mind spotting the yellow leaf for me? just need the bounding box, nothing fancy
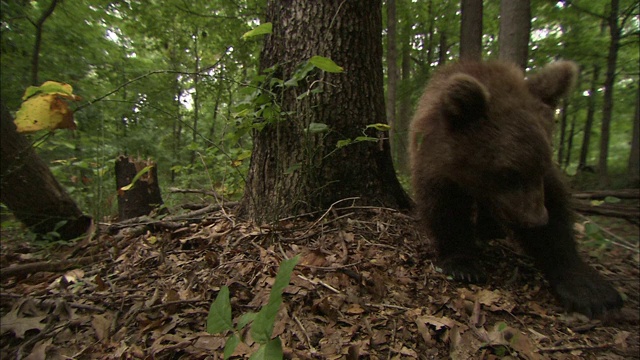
[14,93,77,133]
[22,81,80,101]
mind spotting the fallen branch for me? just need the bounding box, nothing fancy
[106,202,237,233]
[0,254,108,278]
[572,200,639,224]
[572,189,640,200]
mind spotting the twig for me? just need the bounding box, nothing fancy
[299,197,360,237]
[364,303,412,311]
[296,274,341,294]
[539,342,614,353]
[292,313,314,352]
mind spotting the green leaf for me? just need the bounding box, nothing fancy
[269,255,300,303]
[366,123,391,131]
[223,334,240,360]
[336,139,352,148]
[306,122,329,134]
[119,165,153,192]
[249,338,284,360]
[251,301,281,343]
[284,163,301,175]
[236,150,252,161]
[309,56,343,73]
[496,322,508,331]
[206,286,233,334]
[354,136,377,142]
[604,196,621,204]
[22,81,78,100]
[242,23,272,39]
[584,222,600,236]
[237,312,257,331]
[250,255,300,343]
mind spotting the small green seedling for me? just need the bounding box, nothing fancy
[206,255,300,359]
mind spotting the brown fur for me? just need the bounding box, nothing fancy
[409,61,622,317]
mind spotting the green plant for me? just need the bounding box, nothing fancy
[206,255,300,359]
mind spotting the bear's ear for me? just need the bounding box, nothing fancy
[441,73,490,130]
[527,61,578,107]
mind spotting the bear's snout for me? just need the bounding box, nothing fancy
[493,182,549,228]
[520,204,549,228]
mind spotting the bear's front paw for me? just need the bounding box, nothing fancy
[438,256,487,284]
[551,268,623,318]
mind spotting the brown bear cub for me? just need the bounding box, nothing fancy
[409,61,622,318]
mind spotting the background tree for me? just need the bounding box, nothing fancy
[460,0,483,61]
[598,0,621,186]
[240,0,411,221]
[578,65,601,172]
[498,0,531,69]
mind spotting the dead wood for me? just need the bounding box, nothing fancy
[0,254,108,278]
[573,199,640,224]
[106,202,237,234]
[572,189,640,200]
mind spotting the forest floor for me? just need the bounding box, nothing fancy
[0,202,638,359]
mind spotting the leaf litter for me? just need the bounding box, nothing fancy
[0,205,638,359]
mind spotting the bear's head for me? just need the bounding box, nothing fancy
[412,61,578,228]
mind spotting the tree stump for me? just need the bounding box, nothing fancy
[115,156,166,220]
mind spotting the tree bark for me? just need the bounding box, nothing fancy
[598,0,620,187]
[498,0,531,70]
[386,0,399,167]
[628,79,640,185]
[0,103,91,239]
[460,0,483,61]
[240,0,411,222]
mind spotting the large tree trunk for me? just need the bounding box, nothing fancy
[240,0,411,222]
[460,0,483,61]
[0,103,91,239]
[598,0,620,187]
[498,0,531,70]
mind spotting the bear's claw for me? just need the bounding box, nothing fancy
[439,256,487,284]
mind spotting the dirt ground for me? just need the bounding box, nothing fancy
[1,203,638,359]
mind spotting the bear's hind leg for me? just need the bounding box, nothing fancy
[419,180,486,283]
[514,171,622,317]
